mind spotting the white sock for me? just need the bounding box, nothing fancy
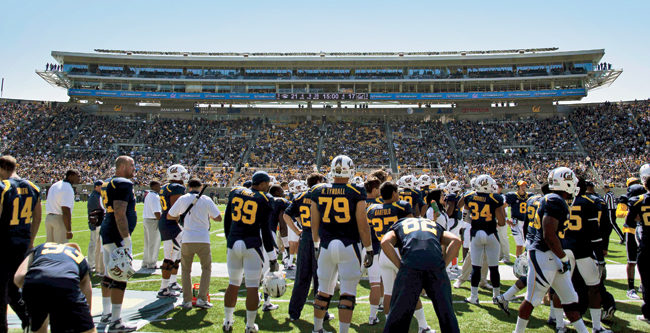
[170,274,177,284]
[369,304,379,319]
[264,294,271,306]
[161,278,169,290]
[289,254,295,264]
[314,317,324,331]
[493,287,500,298]
[554,307,565,328]
[111,304,122,322]
[339,321,350,333]
[102,297,111,315]
[414,308,428,328]
[246,310,257,327]
[281,236,289,248]
[549,304,556,321]
[514,317,529,333]
[502,284,521,301]
[572,319,589,333]
[224,307,235,322]
[470,287,479,299]
[590,308,602,329]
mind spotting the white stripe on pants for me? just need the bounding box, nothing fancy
[142,218,161,267]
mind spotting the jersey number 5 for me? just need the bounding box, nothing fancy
[232,197,258,225]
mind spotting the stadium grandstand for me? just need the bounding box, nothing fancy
[3,47,642,193]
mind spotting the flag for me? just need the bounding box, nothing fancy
[1,78,4,97]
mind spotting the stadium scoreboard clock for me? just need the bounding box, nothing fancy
[276,93,368,100]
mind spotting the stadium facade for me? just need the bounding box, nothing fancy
[38,48,620,114]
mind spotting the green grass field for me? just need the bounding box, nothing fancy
[34,201,645,332]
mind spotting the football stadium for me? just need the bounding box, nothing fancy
[1,2,650,333]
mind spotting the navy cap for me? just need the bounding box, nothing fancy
[94,180,104,187]
[243,180,252,188]
[585,181,595,188]
[252,171,271,185]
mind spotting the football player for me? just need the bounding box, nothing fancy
[418,174,433,200]
[463,175,508,314]
[0,155,41,332]
[371,182,433,332]
[505,181,532,257]
[286,173,334,322]
[445,180,464,271]
[14,243,95,333]
[223,171,278,333]
[399,175,426,217]
[157,164,189,298]
[381,217,461,333]
[553,178,611,333]
[627,164,650,323]
[285,179,302,269]
[310,155,373,333]
[514,167,590,333]
[262,184,291,312]
[98,156,137,331]
[620,177,645,299]
[363,177,384,324]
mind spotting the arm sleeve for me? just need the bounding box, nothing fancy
[168,196,188,217]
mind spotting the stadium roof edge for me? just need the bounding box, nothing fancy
[50,49,605,64]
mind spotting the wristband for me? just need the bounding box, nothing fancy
[314,241,320,248]
[364,246,373,253]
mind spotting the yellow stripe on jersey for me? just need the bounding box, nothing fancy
[346,184,361,195]
[310,183,327,192]
[581,195,594,204]
[623,227,636,234]
[258,191,269,201]
[367,203,379,213]
[295,192,307,201]
[26,180,40,193]
[1,180,11,206]
[110,179,116,189]
[489,194,499,203]
[634,194,645,206]
[392,202,406,211]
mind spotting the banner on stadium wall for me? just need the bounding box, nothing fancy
[68,88,586,100]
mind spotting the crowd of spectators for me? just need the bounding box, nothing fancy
[321,121,390,168]
[248,121,321,167]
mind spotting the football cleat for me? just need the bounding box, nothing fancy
[169,282,182,292]
[368,316,380,325]
[262,303,279,312]
[100,313,112,324]
[601,306,616,321]
[464,297,479,305]
[222,320,234,332]
[107,319,137,332]
[418,326,434,333]
[453,279,464,289]
[494,296,510,316]
[547,317,571,327]
[157,287,179,298]
[627,289,640,300]
[245,324,259,333]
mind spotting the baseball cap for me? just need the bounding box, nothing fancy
[517,180,528,187]
[242,180,252,188]
[94,180,103,186]
[252,171,271,185]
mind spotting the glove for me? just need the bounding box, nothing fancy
[559,256,571,274]
[597,261,606,280]
[122,236,132,250]
[270,259,279,272]
[314,241,321,261]
[364,247,374,268]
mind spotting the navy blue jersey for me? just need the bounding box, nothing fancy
[624,184,646,228]
[390,218,446,271]
[366,197,384,205]
[159,182,186,226]
[505,192,532,221]
[26,243,89,291]
[0,178,40,246]
[464,192,504,236]
[626,192,650,246]
[524,194,543,241]
[224,187,275,252]
[310,183,367,247]
[285,191,313,231]
[100,177,137,245]
[367,200,412,247]
[399,188,425,216]
[445,193,463,220]
[560,195,602,259]
[420,187,431,202]
[270,197,290,232]
[528,193,570,252]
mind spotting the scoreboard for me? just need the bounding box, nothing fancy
[276,93,368,100]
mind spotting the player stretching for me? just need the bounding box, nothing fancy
[157,164,189,298]
[223,171,278,333]
[463,175,508,313]
[514,167,590,333]
[310,155,373,333]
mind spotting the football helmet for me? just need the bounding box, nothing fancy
[299,180,308,191]
[513,253,529,278]
[418,174,432,187]
[331,155,355,179]
[475,175,496,194]
[263,272,287,298]
[640,163,650,184]
[288,179,301,194]
[352,176,364,187]
[107,247,135,282]
[469,177,477,190]
[167,164,189,182]
[403,175,418,190]
[548,167,579,196]
[326,172,333,183]
[269,175,278,185]
[447,180,462,194]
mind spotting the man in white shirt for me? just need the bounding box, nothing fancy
[142,180,163,270]
[168,178,221,309]
[45,170,80,243]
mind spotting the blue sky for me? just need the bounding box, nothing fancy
[0,0,648,102]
